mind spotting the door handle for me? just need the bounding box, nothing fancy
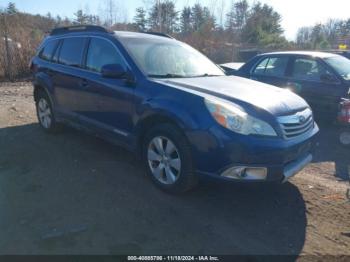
[79,79,89,88]
[46,69,55,77]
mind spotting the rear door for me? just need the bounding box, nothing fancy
[250,56,290,87]
[288,56,343,118]
[53,37,88,119]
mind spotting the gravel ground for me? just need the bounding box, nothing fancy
[0,82,349,256]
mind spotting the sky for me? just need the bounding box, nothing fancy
[1,0,350,40]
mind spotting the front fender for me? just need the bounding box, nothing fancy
[136,98,200,131]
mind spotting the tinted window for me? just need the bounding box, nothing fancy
[86,38,126,73]
[254,57,288,77]
[324,56,350,81]
[39,40,58,61]
[292,58,331,81]
[52,41,61,63]
[254,58,269,74]
[58,37,86,67]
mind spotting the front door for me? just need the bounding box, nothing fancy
[75,37,135,139]
[288,57,343,119]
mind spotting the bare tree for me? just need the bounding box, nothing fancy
[216,0,226,29]
[0,10,13,80]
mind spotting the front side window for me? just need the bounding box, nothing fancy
[119,37,224,78]
[39,40,59,61]
[253,57,289,77]
[86,38,126,73]
[58,37,86,67]
[292,58,330,81]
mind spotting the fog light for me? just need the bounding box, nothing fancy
[245,168,267,180]
[221,167,246,179]
[221,166,267,180]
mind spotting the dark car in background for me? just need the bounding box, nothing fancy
[30,26,319,193]
[230,51,350,121]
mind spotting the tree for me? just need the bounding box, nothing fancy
[226,0,249,33]
[241,2,286,48]
[102,0,118,27]
[134,7,147,31]
[0,10,13,79]
[180,7,192,33]
[191,4,204,32]
[296,26,313,48]
[87,15,101,25]
[74,9,88,25]
[148,0,178,34]
[55,15,62,26]
[6,2,18,15]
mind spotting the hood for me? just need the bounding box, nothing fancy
[156,76,309,116]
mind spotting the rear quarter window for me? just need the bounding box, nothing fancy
[39,40,59,61]
[58,37,86,67]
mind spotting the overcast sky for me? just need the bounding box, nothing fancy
[1,0,350,40]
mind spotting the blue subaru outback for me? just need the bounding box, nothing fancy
[30,26,319,193]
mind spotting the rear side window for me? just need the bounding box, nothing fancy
[253,57,289,77]
[58,37,86,67]
[39,40,59,61]
[86,38,126,73]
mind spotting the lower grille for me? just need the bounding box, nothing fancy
[278,108,314,139]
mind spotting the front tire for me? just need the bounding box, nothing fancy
[35,90,59,133]
[143,124,198,193]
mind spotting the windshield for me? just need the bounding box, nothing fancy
[324,56,350,81]
[119,37,224,78]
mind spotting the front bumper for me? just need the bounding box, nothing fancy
[186,123,319,183]
[282,153,312,183]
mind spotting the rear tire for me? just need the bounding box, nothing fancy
[35,89,60,133]
[143,123,198,194]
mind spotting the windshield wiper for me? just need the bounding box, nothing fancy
[190,73,222,77]
[148,73,188,78]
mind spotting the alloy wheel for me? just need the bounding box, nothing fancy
[37,98,52,129]
[147,136,181,185]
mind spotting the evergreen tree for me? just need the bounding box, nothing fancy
[148,0,178,34]
[241,2,286,47]
[6,2,18,14]
[191,4,204,31]
[74,9,89,25]
[134,7,147,31]
[180,7,192,33]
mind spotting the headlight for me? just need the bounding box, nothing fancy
[205,99,277,137]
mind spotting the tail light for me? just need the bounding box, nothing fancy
[338,99,350,124]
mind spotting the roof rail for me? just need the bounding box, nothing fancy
[50,25,112,36]
[143,31,174,39]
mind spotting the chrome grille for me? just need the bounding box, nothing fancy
[277,108,314,139]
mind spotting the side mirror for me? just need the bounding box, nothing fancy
[101,64,127,79]
[320,73,338,83]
